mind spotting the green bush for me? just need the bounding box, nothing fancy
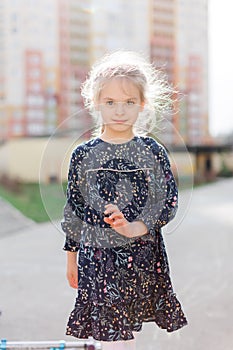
[218,162,233,178]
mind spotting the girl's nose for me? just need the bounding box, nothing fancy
[115,102,124,115]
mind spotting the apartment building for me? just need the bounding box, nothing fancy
[0,0,209,146]
[150,0,177,145]
[57,0,150,135]
[0,0,59,140]
[176,0,209,145]
[58,0,91,134]
[89,0,150,63]
[150,0,209,145]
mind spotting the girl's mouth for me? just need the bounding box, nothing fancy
[112,120,128,124]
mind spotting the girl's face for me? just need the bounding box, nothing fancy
[96,77,144,139]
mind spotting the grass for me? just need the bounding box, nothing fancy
[1,176,223,223]
[0,182,67,223]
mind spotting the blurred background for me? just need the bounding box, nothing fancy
[0,1,233,348]
[0,0,232,222]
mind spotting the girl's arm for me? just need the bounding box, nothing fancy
[132,141,178,234]
[62,147,86,253]
[103,142,178,237]
[62,147,86,289]
[152,144,178,230]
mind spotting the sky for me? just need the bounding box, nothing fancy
[209,0,233,136]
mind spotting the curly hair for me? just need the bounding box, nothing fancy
[81,50,174,135]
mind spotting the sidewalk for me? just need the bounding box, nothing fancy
[0,198,34,237]
[0,179,233,349]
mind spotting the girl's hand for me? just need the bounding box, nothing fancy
[104,204,147,238]
[67,263,78,289]
[66,252,78,289]
[104,203,128,229]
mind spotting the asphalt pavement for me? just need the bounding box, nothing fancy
[0,198,34,237]
[0,178,233,350]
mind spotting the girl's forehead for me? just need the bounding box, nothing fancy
[99,77,141,98]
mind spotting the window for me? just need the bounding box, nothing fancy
[13,110,22,120]
[29,82,41,93]
[29,69,41,79]
[28,54,41,65]
[12,123,23,134]
[27,94,44,107]
[27,109,44,120]
[46,98,56,108]
[46,112,56,121]
[27,123,44,135]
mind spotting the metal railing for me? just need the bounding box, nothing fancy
[0,340,102,350]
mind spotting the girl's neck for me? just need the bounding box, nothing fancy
[99,129,135,144]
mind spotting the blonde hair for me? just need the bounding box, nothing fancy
[81,50,174,136]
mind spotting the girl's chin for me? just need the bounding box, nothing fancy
[105,125,133,132]
[105,121,133,128]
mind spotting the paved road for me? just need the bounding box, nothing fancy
[0,198,34,237]
[0,179,233,349]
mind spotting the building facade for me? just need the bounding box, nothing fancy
[0,0,209,147]
[150,0,209,146]
[176,0,209,146]
[57,0,91,135]
[57,0,150,136]
[150,0,177,145]
[89,0,150,63]
[0,0,59,141]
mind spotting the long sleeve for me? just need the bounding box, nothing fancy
[135,139,178,234]
[61,148,86,252]
[152,144,178,231]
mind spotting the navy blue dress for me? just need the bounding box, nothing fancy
[62,136,187,341]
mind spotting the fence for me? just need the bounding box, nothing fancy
[0,340,101,350]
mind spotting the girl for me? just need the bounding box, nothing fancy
[61,51,187,349]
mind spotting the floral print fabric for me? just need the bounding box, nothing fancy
[62,136,187,341]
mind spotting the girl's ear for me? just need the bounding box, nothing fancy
[140,101,145,112]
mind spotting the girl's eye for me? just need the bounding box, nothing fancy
[106,100,114,106]
[127,100,135,105]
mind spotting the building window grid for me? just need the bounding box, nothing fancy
[70,19,89,29]
[70,37,89,47]
[27,123,45,135]
[70,51,89,62]
[12,110,22,120]
[153,25,174,35]
[152,46,174,56]
[27,95,45,107]
[153,1,174,9]
[27,69,41,79]
[1,0,205,142]
[12,123,23,135]
[27,109,45,121]
[152,10,174,22]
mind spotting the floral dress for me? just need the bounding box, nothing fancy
[61,136,187,341]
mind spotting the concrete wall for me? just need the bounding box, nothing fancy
[194,151,233,183]
[0,138,232,184]
[0,137,84,183]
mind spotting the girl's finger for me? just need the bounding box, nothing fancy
[104,216,126,227]
[103,216,113,225]
[70,278,78,289]
[111,218,127,227]
[109,211,124,220]
[67,273,78,289]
